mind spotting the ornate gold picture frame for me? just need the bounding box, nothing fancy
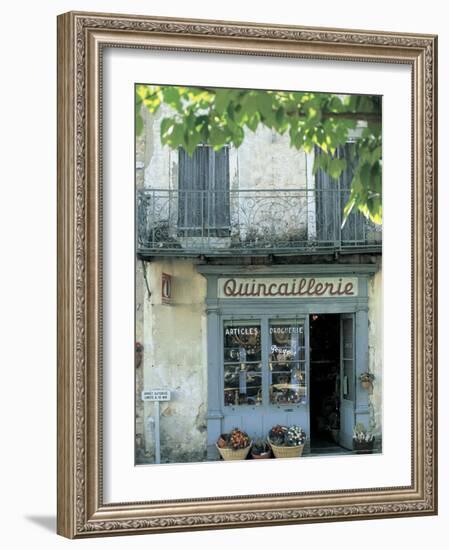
[57,11,437,538]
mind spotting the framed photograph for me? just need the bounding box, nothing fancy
[57,11,437,538]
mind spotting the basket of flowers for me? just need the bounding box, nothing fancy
[268,424,306,458]
[216,428,252,460]
[352,423,375,454]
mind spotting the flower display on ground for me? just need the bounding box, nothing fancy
[352,422,374,443]
[269,424,306,446]
[217,428,251,450]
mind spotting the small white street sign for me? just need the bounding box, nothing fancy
[142,389,171,402]
[141,389,172,464]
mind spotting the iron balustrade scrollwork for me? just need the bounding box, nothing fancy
[136,188,382,256]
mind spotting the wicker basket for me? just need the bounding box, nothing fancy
[216,443,252,461]
[268,438,304,458]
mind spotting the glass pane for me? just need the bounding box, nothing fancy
[342,316,354,400]
[343,359,354,400]
[269,320,306,404]
[270,362,306,404]
[224,365,262,406]
[342,317,353,359]
[223,321,262,406]
[223,322,261,363]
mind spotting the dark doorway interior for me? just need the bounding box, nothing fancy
[309,314,342,452]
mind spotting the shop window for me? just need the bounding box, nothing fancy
[269,320,306,405]
[178,145,230,236]
[223,318,307,407]
[223,321,262,406]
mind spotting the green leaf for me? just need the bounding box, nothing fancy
[161,123,184,148]
[215,90,231,115]
[342,197,356,225]
[359,162,372,188]
[136,111,143,136]
[161,87,183,112]
[256,93,274,121]
[328,157,346,179]
[160,117,174,138]
[246,113,260,132]
[242,93,260,117]
[209,126,228,149]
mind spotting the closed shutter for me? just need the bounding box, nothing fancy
[338,143,365,244]
[178,146,230,236]
[315,143,365,246]
[315,146,339,244]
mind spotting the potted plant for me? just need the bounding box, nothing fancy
[216,428,252,460]
[268,424,306,458]
[352,422,375,453]
[359,372,375,393]
[251,438,272,459]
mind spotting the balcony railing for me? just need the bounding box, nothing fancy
[136,188,382,257]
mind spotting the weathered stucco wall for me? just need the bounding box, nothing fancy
[368,268,383,441]
[142,105,310,193]
[236,126,309,189]
[142,105,177,190]
[135,261,145,461]
[138,259,207,464]
[135,109,146,460]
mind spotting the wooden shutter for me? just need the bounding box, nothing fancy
[208,146,230,235]
[315,146,339,244]
[338,143,365,244]
[315,143,366,246]
[178,146,230,236]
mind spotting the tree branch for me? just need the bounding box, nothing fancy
[321,111,381,123]
[285,110,381,123]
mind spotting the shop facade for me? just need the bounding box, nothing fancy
[199,264,379,458]
[135,257,382,464]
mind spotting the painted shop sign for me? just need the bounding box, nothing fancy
[218,277,358,299]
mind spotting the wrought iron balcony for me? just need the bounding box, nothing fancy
[136,188,382,257]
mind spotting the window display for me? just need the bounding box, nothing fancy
[269,320,306,404]
[223,322,262,406]
[223,319,307,407]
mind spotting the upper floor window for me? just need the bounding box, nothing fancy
[178,145,230,236]
[315,142,367,244]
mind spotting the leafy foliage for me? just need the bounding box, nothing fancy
[136,85,382,224]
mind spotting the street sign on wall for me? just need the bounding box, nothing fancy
[142,389,171,402]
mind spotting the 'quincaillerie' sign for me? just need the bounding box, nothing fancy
[218,277,358,298]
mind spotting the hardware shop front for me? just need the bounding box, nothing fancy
[198,264,379,459]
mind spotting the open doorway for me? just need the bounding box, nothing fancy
[309,314,343,453]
